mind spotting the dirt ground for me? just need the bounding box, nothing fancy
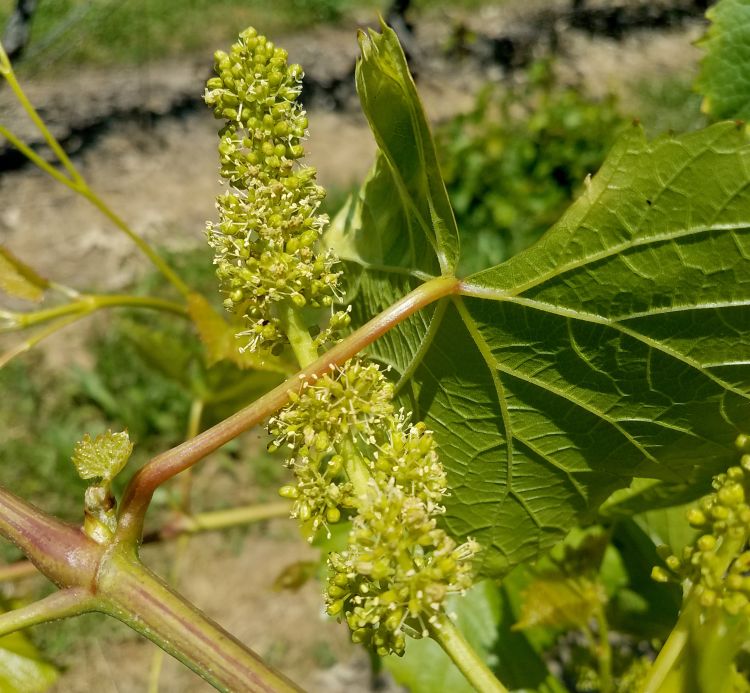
[0,4,706,691]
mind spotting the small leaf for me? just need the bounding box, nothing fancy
[696,0,750,121]
[71,430,133,481]
[514,576,605,631]
[0,247,48,302]
[0,618,58,692]
[187,293,286,372]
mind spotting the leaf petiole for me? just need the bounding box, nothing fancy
[430,613,508,693]
[0,588,96,638]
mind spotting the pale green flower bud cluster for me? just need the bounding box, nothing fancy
[268,360,397,535]
[327,483,479,656]
[269,360,395,452]
[371,417,448,509]
[204,27,341,352]
[652,452,750,617]
[268,358,479,656]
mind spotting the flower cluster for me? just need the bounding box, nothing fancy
[204,27,342,352]
[269,360,395,451]
[327,483,478,656]
[269,358,480,655]
[217,26,482,660]
[653,448,750,617]
[268,360,397,536]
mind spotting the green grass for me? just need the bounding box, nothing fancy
[0,0,519,72]
[0,0,386,72]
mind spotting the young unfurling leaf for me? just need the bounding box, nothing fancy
[71,430,133,482]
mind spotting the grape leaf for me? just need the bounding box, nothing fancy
[0,246,48,302]
[187,293,287,372]
[0,628,57,693]
[327,156,440,379]
[432,122,750,576]
[71,430,132,481]
[696,0,750,121]
[334,19,750,578]
[355,23,459,274]
[333,121,750,578]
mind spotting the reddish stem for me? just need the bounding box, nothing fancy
[97,546,300,692]
[116,276,459,544]
[0,486,101,589]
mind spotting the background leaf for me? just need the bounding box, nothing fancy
[0,247,48,303]
[0,613,58,693]
[384,581,565,693]
[187,293,287,372]
[696,0,750,121]
[608,520,682,640]
[514,576,605,631]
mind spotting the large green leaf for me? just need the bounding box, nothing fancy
[696,0,750,121]
[332,122,750,578]
[355,23,459,274]
[437,122,750,575]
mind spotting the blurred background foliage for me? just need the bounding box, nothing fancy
[439,60,628,275]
